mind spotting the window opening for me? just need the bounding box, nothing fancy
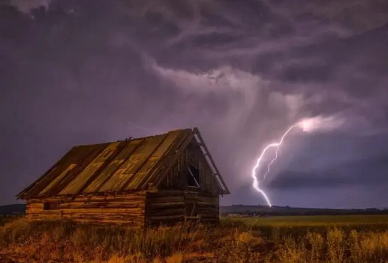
[43,202,59,210]
[187,165,200,188]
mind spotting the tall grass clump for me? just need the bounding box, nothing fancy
[0,214,23,227]
[265,228,388,263]
[0,219,239,262]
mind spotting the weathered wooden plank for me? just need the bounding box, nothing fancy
[123,135,170,190]
[62,212,143,218]
[61,208,143,214]
[38,164,77,196]
[147,190,184,197]
[27,209,62,215]
[148,202,185,208]
[89,140,147,194]
[147,197,184,203]
[149,210,184,217]
[27,208,45,214]
[66,197,145,204]
[74,195,146,202]
[27,202,44,209]
[106,137,162,191]
[97,139,146,192]
[46,144,110,197]
[27,197,70,203]
[19,146,83,199]
[74,219,144,227]
[59,143,121,195]
[25,214,62,220]
[25,217,62,222]
[32,210,62,215]
[59,202,144,209]
[148,215,184,221]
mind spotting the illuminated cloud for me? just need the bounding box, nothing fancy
[147,57,305,137]
[9,0,50,13]
[298,115,345,133]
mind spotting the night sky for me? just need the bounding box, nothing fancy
[1,0,388,208]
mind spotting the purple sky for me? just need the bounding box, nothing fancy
[1,0,388,208]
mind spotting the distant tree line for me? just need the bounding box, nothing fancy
[220,205,388,217]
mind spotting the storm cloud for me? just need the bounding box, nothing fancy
[0,0,387,207]
[268,155,388,190]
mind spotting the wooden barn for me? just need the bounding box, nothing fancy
[16,128,230,227]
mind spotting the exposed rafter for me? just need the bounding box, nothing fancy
[192,128,230,195]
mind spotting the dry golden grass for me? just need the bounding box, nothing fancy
[0,214,22,227]
[1,216,388,262]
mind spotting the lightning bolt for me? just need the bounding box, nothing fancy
[251,125,296,207]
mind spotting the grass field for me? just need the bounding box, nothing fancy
[1,215,388,262]
[0,215,22,227]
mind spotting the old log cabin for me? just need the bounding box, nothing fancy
[16,128,230,227]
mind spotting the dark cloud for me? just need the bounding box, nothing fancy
[0,0,387,207]
[267,155,388,190]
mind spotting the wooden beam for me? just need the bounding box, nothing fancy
[192,128,230,195]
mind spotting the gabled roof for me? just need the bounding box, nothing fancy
[17,128,230,199]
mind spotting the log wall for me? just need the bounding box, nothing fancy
[145,191,185,226]
[25,189,219,227]
[25,191,146,227]
[194,195,219,222]
[145,190,219,226]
